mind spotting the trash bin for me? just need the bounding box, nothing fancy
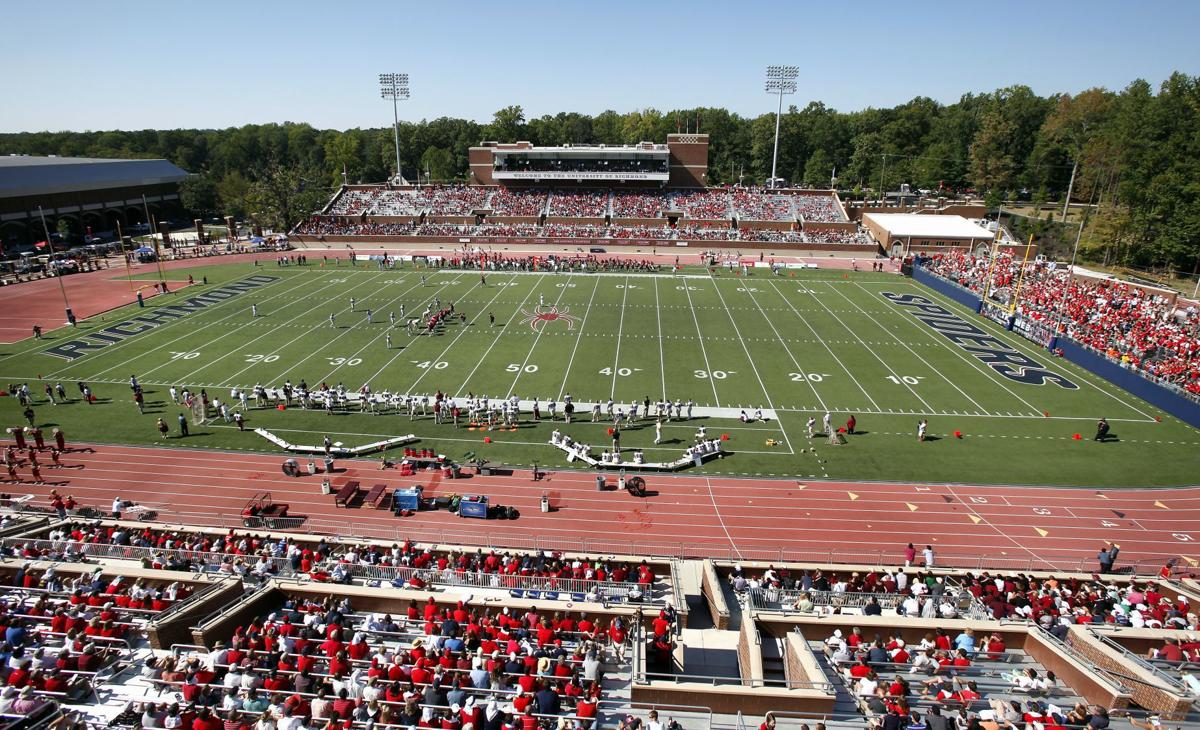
[595,475,605,491]
[320,479,332,495]
[282,459,299,477]
[324,457,334,473]
[307,460,317,476]
[540,492,549,513]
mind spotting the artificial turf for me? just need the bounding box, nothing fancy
[0,258,1195,487]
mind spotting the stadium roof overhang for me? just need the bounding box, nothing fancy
[0,156,189,200]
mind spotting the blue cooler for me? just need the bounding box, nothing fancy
[393,487,422,513]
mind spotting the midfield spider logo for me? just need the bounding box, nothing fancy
[519,305,580,332]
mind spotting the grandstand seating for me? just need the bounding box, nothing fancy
[547,190,609,218]
[488,189,548,217]
[923,252,1200,399]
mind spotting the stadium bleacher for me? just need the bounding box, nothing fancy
[923,252,1200,399]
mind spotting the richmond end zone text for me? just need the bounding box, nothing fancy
[43,275,280,361]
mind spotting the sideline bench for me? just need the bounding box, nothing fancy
[365,483,389,509]
[334,481,361,507]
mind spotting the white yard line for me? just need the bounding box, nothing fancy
[826,282,991,414]
[856,281,1047,417]
[202,272,392,386]
[504,275,574,397]
[395,280,515,394]
[913,283,1160,422]
[314,275,453,385]
[609,277,630,399]
[805,280,936,411]
[653,277,667,401]
[681,281,722,407]
[734,280,827,412]
[766,278,881,410]
[450,278,541,395]
[707,277,795,455]
[557,276,602,400]
[56,274,304,380]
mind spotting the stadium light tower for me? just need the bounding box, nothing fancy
[379,73,410,184]
[764,65,798,189]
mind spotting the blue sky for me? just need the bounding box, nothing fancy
[4,0,1198,132]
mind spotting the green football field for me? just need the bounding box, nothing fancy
[0,259,1196,487]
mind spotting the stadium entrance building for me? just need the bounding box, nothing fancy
[0,155,188,254]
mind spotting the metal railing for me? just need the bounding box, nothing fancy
[18,508,1188,579]
[1090,632,1190,695]
[0,536,293,578]
[2,534,673,605]
[746,587,991,621]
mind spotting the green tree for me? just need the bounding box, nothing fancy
[486,106,526,142]
[419,146,454,182]
[245,163,330,232]
[179,174,219,218]
[216,171,252,220]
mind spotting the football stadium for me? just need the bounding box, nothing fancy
[3,8,1200,729]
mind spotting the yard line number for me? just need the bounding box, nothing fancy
[328,357,362,367]
[599,367,639,377]
[169,351,200,360]
[694,369,733,380]
[414,360,449,370]
[507,364,539,373]
[885,375,925,385]
[790,372,829,382]
[245,354,280,364]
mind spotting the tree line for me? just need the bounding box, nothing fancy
[1,72,1196,271]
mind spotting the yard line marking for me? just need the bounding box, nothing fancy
[67,273,309,381]
[708,278,795,455]
[733,279,827,412]
[609,277,630,399]
[504,274,573,397]
[917,284,1158,422]
[830,282,990,414]
[328,276,478,386]
[808,280,936,411]
[557,276,601,400]
[858,281,1048,418]
[452,277,541,395]
[766,278,880,410]
[205,271,393,386]
[652,277,667,401]
[681,277,722,407]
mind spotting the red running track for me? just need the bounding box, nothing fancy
[3,441,1195,574]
